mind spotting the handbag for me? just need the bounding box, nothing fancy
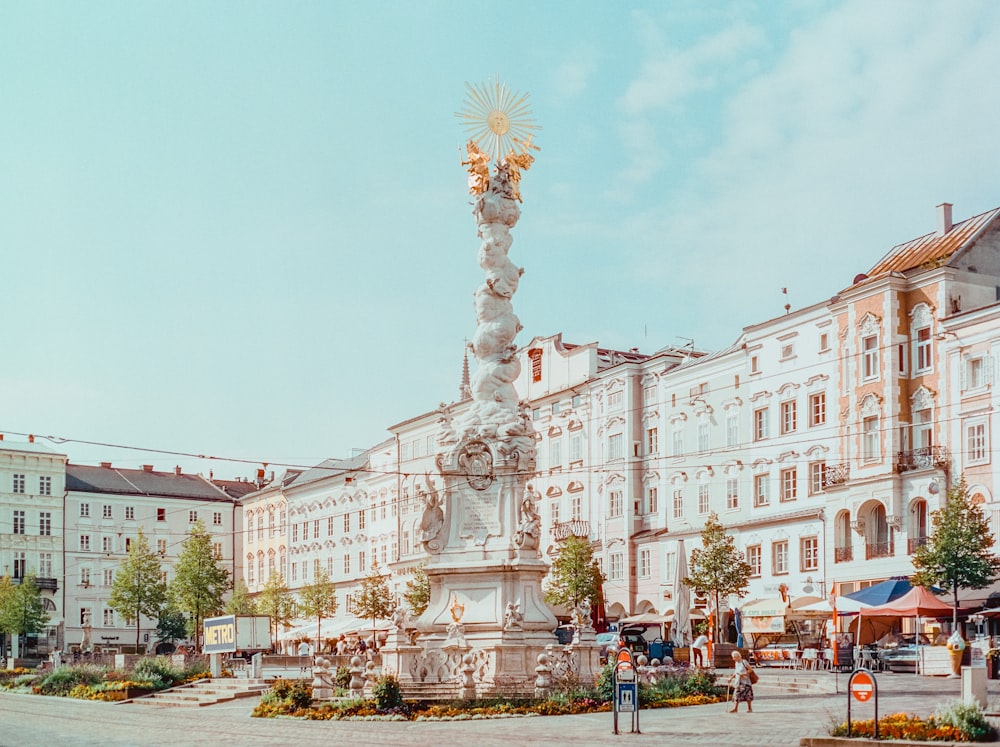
[746,665,759,684]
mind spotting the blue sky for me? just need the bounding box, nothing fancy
[3,1,999,478]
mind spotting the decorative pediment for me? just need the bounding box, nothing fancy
[749,390,772,403]
[696,467,714,481]
[859,312,881,337]
[548,425,563,438]
[546,485,563,498]
[605,414,626,429]
[805,374,829,388]
[722,397,743,410]
[640,471,659,484]
[693,401,713,417]
[911,385,936,411]
[669,471,688,485]
[859,393,883,418]
[776,382,800,397]
[804,444,829,457]
[567,480,585,493]
[751,458,772,472]
[723,460,744,475]
[642,409,660,422]
[605,472,626,487]
[909,302,934,328]
[777,450,799,463]
[668,412,688,425]
[567,418,583,431]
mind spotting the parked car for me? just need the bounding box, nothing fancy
[598,626,649,664]
[880,633,932,672]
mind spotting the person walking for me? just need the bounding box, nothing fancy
[728,650,754,713]
[691,633,709,668]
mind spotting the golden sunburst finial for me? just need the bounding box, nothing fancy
[457,77,539,165]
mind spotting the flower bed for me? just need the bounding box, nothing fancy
[830,702,997,743]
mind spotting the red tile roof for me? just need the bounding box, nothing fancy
[866,207,1000,278]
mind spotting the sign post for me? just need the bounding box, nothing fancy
[203,614,238,678]
[847,668,878,739]
[612,647,640,735]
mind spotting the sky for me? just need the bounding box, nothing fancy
[3,0,1000,479]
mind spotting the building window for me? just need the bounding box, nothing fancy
[572,493,582,520]
[672,427,684,457]
[189,510,198,524]
[359,550,366,572]
[610,553,624,580]
[13,551,26,578]
[726,478,739,510]
[80,567,91,586]
[698,484,710,515]
[780,342,795,360]
[819,332,830,351]
[103,569,114,587]
[125,506,134,521]
[698,421,709,453]
[258,557,265,582]
[104,609,115,626]
[753,474,769,507]
[608,433,624,460]
[750,354,760,374]
[248,560,256,585]
[209,511,219,527]
[800,536,819,572]
[726,412,739,447]
[967,422,988,464]
[157,539,167,555]
[608,391,623,411]
[551,500,560,525]
[38,475,52,495]
[862,335,879,380]
[809,392,826,427]
[292,523,299,543]
[302,521,310,541]
[157,508,166,522]
[643,385,657,404]
[80,503,90,518]
[780,400,797,435]
[646,427,658,455]
[914,327,932,373]
[747,545,761,577]
[809,461,827,495]
[772,540,789,575]
[39,552,52,577]
[13,510,25,535]
[863,416,880,462]
[780,468,797,502]
[359,510,366,531]
[103,504,113,519]
[213,542,223,560]
[966,356,988,390]
[570,434,582,462]
[609,490,623,518]
[39,512,51,536]
[12,473,25,493]
[103,536,113,553]
[549,438,562,468]
[672,489,684,519]
[646,487,658,515]
[753,407,769,441]
[327,516,335,536]
[639,549,651,578]
[344,513,351,533]
[528,348,543,382]
[313,519,320,538]
[80,535,90,551]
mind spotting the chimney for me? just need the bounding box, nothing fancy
[100,462,112,468]
[28,434,35,443]
[0,434,4,441]
[142,464,154,472]
[174,466,182,476]
[937,202,953,236]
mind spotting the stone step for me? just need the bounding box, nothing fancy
[131,679,269,707]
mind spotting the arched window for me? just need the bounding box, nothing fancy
[909,500,927,554]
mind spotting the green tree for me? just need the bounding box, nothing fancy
[257,572,296,646]
[168,520,230,652]
[543,535,605,621]
[226,579,258,615]
[108,528,167,651]
[352,561,395,647]
[685,512,752,640]
[403,563,430,618]
[298,568,338,650]
[0,575,50,657]
[912,476,1000,627]
[156,605,189,648]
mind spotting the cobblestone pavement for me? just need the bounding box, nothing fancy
[0,670,993,747]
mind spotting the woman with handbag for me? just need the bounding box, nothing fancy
[728,650,755,713]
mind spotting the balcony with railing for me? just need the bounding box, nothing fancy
[834,545,853,563]
[896,446,951,474]
[551,520,590,540]
[908,536,928,555]
[866,540,895,560]
[12,577,58,590]
[824,463,850,487]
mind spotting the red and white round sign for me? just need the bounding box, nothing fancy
[851,670,875,703]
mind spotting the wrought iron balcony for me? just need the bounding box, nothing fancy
[834,546,853,563]
[908,536,928,555]
[896,446,951,473]
[12,577,58,590]
[551,520,590,540]
[824,463,850,487]
[866,540,894,560]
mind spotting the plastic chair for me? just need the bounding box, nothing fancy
[801,648,819,670]
[821,648,834,670]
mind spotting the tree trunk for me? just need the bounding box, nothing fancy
[953,582,959,630]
